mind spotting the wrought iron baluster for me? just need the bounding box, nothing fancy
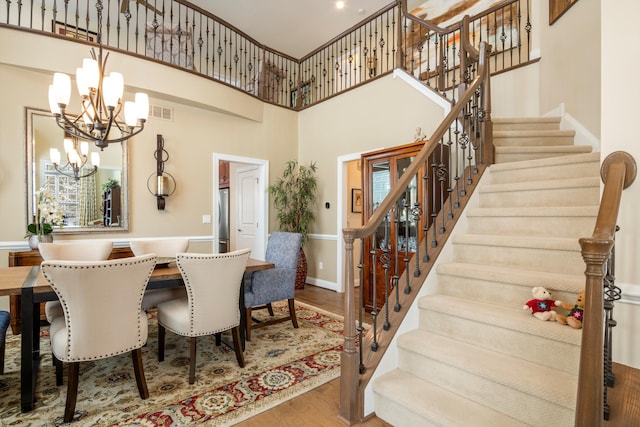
[603,227,621,421]
[382,211,391,331]
[357,237,366,374]
[392,204,401,312]
[370,229,379,352]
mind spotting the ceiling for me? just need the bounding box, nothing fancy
[187,0,394,59]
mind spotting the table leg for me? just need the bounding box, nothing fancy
[20,267,40,412]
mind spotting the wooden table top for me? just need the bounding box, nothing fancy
[0,258,274,297]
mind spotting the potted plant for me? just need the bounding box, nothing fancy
[25,189,64,249]
[269,160,318,289]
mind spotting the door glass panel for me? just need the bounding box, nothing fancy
[371,160,390,249]
[396,155,418,253]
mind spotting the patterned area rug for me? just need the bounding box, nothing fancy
[0,302,344,426]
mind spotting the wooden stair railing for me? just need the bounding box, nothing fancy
[339,19,494,421]
[576,151,636,426]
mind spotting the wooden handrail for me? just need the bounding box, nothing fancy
[576,151,636,426]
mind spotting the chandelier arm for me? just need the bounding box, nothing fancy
[53,164,98,181]
[55,112,96,142]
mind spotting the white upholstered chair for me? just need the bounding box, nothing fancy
[130,238,190,310]
[41,254,157,423]
[157,248,251,384]
[38,241,114,324]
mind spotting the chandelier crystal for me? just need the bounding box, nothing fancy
[47,0,148,150]
[50,135,100,180]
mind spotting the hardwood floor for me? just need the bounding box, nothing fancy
[236,284,390,427]
[239,284,640,427]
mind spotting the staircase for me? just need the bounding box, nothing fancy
[372,117,601,426]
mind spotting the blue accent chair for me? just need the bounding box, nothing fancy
[0,310,9,374]
[244,232,302,341]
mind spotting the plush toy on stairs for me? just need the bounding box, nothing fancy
[554,290,585,329]
[523,286,564,321]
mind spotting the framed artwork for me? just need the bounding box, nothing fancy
[351,188,362,213]
[549,0,580,25]
[52,21,97,42]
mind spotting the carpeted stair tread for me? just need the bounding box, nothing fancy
[494,129,575,138]
[480,176,600,193]
[436,262,585,294]
[452,233,580,251]
[397,329,578,410]
[418,294,582,346]
[496,145,592,154]
[373,369,530,427]
[467,205,599,218]
[490,151,600,172]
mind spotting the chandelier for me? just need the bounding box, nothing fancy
[47,0,148,150]
[50,134,100,180]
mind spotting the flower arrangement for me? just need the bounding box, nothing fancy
[25,189,64,241]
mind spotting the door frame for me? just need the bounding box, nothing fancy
[336,149,381,293]
[212,153,269,260]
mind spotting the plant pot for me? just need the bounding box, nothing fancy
[295,247,307,290]
[28,234,53,250]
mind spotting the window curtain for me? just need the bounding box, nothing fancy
[78,174,99,226]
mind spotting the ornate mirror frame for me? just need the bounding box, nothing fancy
[25,107,130,234]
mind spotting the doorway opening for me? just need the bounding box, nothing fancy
[212,153,269,261]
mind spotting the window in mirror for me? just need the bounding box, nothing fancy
[25,107,129,233]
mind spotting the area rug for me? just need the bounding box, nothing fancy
[0,301,344,426]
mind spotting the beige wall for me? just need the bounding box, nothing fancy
[298,74,446,285]
[538,0,601,137]
[0,29,296,257]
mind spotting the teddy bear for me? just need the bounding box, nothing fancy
[554,290,585,329]
[523,286,564,321]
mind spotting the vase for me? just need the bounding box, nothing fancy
[28,234,53,250]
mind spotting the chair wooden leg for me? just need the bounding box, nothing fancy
[231,326,245,368]
[0,344,4,375]
[215,332,221,346]
[158,324,165,362]
[266,303,274,316]
[245,307,253,341]
[189,337,197,384]
[131,348,149,399]
[64,362,80,423]
[288,298,298,329]
[54,354,63,386]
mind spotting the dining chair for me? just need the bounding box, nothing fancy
[244,231,302,341]
[130,238,189,310]
[0,310,10,374]
[156,248,251,384]
[38,240,114,325]
[41,254,157,423]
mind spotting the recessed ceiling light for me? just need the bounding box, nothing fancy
[336,1,345,9]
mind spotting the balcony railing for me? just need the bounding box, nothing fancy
[1,0,533,110]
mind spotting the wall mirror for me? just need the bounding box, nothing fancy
[25,107,129,233]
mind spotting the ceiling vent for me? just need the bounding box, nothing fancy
[149,104,172,121]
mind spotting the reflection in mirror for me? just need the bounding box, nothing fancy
[26,107,129,233]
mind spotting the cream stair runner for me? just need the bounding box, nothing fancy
[372,117,601,426]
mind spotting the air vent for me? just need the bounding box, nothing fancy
[149,104,172,121]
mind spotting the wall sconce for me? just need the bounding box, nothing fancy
[147,134,176,210]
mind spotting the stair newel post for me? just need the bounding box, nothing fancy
[395,0,405,71]
[575,238,611,426]
[340,230,361,424]
[357,237,366,374]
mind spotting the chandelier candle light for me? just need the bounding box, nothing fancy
[47,0,148,150]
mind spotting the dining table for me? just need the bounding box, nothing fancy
[0,257,274,413]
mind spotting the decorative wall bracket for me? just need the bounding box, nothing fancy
[146,134,176,210]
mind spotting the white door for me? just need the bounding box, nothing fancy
[236,166,260,257]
